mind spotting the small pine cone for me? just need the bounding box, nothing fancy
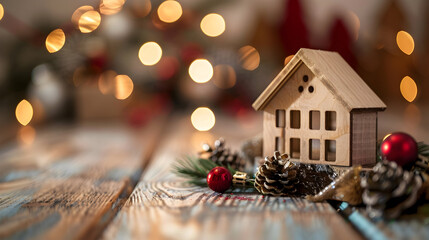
[361,160,423,219]
[200,138,245,171]
[254,151,298,196]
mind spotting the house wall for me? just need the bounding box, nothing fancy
[262,63,351,166]
[350,111,377,166]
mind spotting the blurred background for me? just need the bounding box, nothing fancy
[0,0,428,146]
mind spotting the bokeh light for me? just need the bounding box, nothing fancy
[131,0,152,18]
[396,31,414,55]
[157,0,182,23]
[18,126,36,146]
[138,42,162,66]
[72,6,94,28]
[191,107,215,131]
[45,29,66,53]
[100,0,125,15]
[400,76,418,102]
[348,11,360,41]
[284,55,294,65]
[16,99,33,126]
[98,70,117,94]
[213,65,236,89]
[239,45,260,71]
[0,4,4,21]
[114,75,134,100]
[78,10,101,33]
[200,13,225,37]
[189,59,213,83]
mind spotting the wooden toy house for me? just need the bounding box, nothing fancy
[252,48,386,166]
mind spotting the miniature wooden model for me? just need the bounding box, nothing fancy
[252,48,386,166]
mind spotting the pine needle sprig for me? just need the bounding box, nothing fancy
[418,142,429,158]
[173,156,219,186]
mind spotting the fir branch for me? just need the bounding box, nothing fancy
[173,156,223,186]
[418,142,429,158]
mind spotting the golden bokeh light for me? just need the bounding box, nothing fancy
[78,10,101,33]
[72,6,94,27]
[396,31,414,55]
[0,4,4,21]
[16,99,33,126]
[200,13,225,37]
[98,70,117,95]
[213,65,236,89]
[45,29,66,53]
[100,0,125,15]
[131,0,152,18]
[189,59,213,83]
[138,41,162,66]
[191,107,215,131]
[400,76,418,102]
[114,75,134,100]
[284,55,294,65]
[239,45,260,71]
[18,126,36,146]
[157,0,182,23]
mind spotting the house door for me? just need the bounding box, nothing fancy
[275,109,285,153]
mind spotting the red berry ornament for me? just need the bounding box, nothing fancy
[380,132,418,167]
[207,167,232,193]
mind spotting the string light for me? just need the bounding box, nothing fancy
[396,31,414,55]
[45,29,66,53]
[200,13,225,37]
[16,100,33,126]
[157,0,182,23]
[188,59,213,83]
[138,42,162,66]
[114,75,134,100]
[191,107,215,131]
[213,65,236,89]
[72,6,94,28]
[239,45,260,71]
[400,76,418,102]
[78,10,101,33]
[0,3,4,21]
[100,0,125,15]
[284,55,294,65]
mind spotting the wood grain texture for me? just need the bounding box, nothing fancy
[103,114,363,240]
[0,117,165,240]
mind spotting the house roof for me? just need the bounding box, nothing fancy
[252,48,386,112]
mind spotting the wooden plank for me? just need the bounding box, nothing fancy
[103,114,363,240]
[0,117,166,240]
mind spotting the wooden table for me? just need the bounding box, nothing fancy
[0,113,427,240]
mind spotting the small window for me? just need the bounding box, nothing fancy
[309,111,320,130]
[290,138,300,159]
[298,86,304,92]
[276,109,285,128]
[308,86,314,93]
[325,140,336,162]
[290,110,300,129]
[309,139,320,160]
[325,111,337,131]
[275,137,284,152]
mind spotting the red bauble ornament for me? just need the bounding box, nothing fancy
[380,132,418,167]
[207,167,232,193]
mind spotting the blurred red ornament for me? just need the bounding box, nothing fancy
[180,43,203,64]
[156,56,179,80]
[380,132,418,167]
[207,167,232,193]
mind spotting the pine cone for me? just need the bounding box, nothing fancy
[200,138,245,171]
[361,160,423,219]
[254,151,298,196]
